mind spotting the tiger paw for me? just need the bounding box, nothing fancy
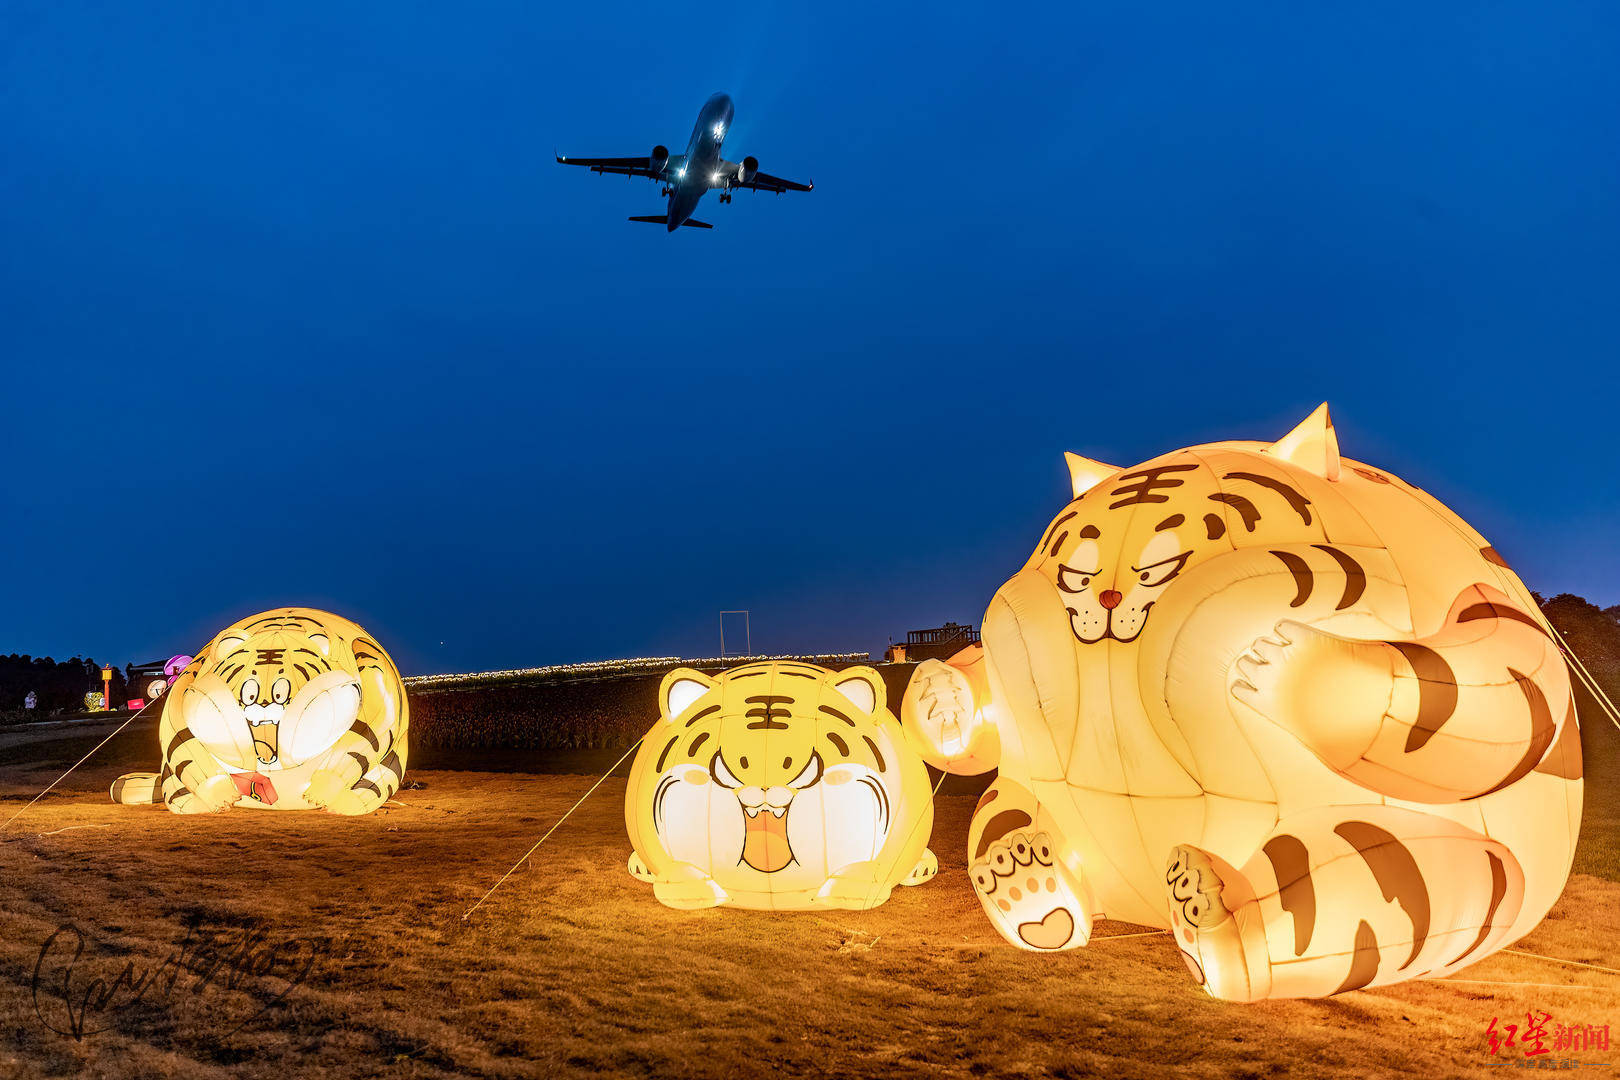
[813,861,892,910]
[321,789,377,816]
[1165,844,1250,999]
[627,851,656,883]
[302,770,349,810]
[971,832,1091,951]
[901,848,938,887]
[902,659,991,770]
[186,772,240,813]
[650,861,730,910]
[1231,621,1395,768]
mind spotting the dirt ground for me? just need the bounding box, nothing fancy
[2,718,1619,1078]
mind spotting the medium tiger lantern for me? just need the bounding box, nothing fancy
[902,405,1580,1000]
[626,661,938,910]
[112,608,409,816]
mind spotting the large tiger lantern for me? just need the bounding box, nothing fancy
[626,661,938,911]
[112,609,409,816]
[902,405,1579,1000]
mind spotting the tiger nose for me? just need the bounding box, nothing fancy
[1099,589,1123,610]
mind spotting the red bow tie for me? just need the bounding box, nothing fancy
[231,771,279,805]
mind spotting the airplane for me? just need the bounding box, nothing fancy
[556,92,812,231]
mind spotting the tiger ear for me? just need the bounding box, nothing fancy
[1064,452,1120,499]
[1268,402,1342,481]
[830,666,886,716]
[307,633,331,657]
[213,631,249,656]
[660,668,716,722]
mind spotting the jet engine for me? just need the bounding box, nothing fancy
[650,145,670,175]
[739,156,758,183]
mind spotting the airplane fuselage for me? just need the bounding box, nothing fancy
[558,91,809,230]
[664,93,734,231]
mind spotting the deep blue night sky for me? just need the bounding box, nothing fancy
[3,2,1616,674]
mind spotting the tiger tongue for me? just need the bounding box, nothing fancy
[742,810,793,873]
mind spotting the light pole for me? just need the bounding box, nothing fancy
[101,665,113,711]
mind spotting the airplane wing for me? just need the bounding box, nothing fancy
[555,154,667,180]
[734,170,813,194]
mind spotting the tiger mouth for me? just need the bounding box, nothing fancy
[247,715,279,765]
[741,803,794,873]
[1068,602,1155,645]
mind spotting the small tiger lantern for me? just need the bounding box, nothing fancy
[625,661,938,910]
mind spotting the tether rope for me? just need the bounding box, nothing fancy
[1503,948,1620,978]
[0,710,146,835]
[1441,979,1612,992]
[1546,621,1620,734]
[461,736,643,921]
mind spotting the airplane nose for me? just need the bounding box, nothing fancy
[666,220,678,233]
[1099,589,1123,610]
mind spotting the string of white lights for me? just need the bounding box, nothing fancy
[406,653,874,691]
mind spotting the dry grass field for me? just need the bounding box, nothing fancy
[3,706,1620,1079]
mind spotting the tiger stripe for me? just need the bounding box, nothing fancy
[1456,602,1549,638]
[1449,851,1508,968]
[1332,921,1381,994]
[1262,834,1316,956]
[1208,492,1260,531]
[1334,821,1429,970]
[349,718,380,752]
[1466,669,1557,799]
[862,735,886,772]
[683,704,721,727]
[974,809,1034,858]
[1393,644,1459,753]
[819,704,858,727]
[1269,550,1314,607]
[1312,545,1366,610]
[1225,471,1314,526]
[655,735,680,772]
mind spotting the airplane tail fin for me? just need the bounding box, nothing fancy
[627,215,713,229]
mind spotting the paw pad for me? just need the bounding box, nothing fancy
[971,831,1086,951]
[1165,845,1228,930]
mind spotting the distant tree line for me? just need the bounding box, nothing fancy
[0,654,131,715]
[1540,593,1620,709]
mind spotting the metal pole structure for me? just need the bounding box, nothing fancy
[719,611,751,659]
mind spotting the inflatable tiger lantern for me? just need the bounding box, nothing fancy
[112,608,409,815]
[626,661,938,910]
[902,405,1579,1000]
